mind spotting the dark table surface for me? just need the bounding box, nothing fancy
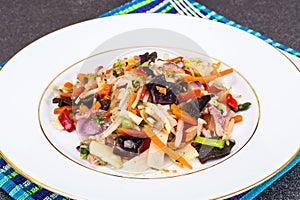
[0,0,299,199]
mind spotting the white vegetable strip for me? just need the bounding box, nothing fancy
[157,104,177,128]
[142,91,150,102]
[78,88,98,99]
[147,103,171,133]
[176,144,199,161]
[197,118,207,136]
[175,119,184,148]
[223,110,235,129]
[147,129,168,169]
[118,89,131,109]
[99,117,121,139]
[128,111,143,125]
[89,141,122,169]
[131,86,143,109]
[202,128,212,138]
[224,118,235,135]
[122,150,149,173]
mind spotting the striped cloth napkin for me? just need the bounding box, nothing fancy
[0,0,299,199]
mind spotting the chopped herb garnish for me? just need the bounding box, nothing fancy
[95,114,105,125]
[133,80,140,88]
[193,136,225,149]
[238,102,251,111]
[79,142,90,159]
[90,73,98,79]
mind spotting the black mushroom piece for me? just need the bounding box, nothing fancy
[139,51,157,64]
[78,94,95,108]
[146,75,183,105]
[141,66,155,77]
[52,97,72,107]
[99,99,111,111]
[113,135,151,158]
[180,94,213,118]
[193,140,235,164]
[95,94,111,111]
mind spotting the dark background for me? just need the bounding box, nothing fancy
[0,0,299,199]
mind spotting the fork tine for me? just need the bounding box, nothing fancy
[169,0,192,17]
[169,0,207,19]
[181,0,207,18]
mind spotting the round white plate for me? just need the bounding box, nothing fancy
[0,13,299,199]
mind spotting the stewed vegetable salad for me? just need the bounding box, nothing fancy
[51,51,251,173]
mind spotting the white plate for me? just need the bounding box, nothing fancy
[0,13,299,199]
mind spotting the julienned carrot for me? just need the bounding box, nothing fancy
[166,56,183,63]
[128,92,138,114]
[97,84,112,96]
[63,82,73,89]
[182,68,234,84]
[54,106,72,114]
[143,126,193,169]
[125,63,135,71]
[91,101,101,110]
[102,89,120,117]
[170,104,198,126]
[60,92,73,98]
[117,128,148,138]
[177,89,201,103]
[232,115,243,123]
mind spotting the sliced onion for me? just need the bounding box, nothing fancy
[98,117,121,139]
[175,119,184,148]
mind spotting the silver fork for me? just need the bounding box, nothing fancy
[168,0,208,19]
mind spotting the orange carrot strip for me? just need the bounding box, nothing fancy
[63,82,73,89]
[219,68,234,76]
[166,56,183,63]
[117,128,148,137]
[128,92,138,114]
[156,86,167,95]
[97,84,113,96]
[170,104,198,126]
[182,68,234,84]
[91,101,101,110]
[177,89,201,103]
[143,126,193,170]
[125,63,135,71]
[60,93,73,98]
[232,115,243,123]
[54,106,72,114]
[102,109,111,117]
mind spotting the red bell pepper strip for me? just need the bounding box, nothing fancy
[167,56,183,63]
[226,93,238,111]
[139,85,147,100]
[58,110,75,132]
